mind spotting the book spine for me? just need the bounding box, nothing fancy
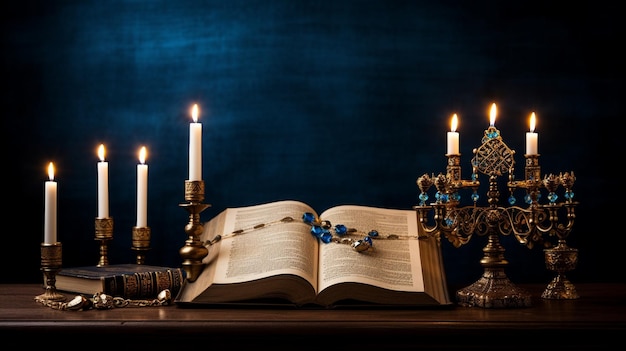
[103,268,185,299]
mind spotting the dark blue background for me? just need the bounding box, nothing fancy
[3,1,621,289]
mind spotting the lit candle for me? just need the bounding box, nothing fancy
[136,146,148,227]
[97,144,109,218]
[526,112,538,155]
[447,113,459,154]
[189,104,202,181]
[489,103,497,127]
[44,162,57,244]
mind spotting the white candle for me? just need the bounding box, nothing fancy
[447,113,459,154]
[97,144,109,218]
[526,112,538,155]
[136,146,148,227]
[189,104,202,181]
[44,162,57,244]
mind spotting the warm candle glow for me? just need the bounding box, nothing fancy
[529,112,536,132]
[48,161,55,181]
[191,103,199,123]
[139,146,147,164]
[98,143,106,162]
[451,113,458,132]
[489,103,497,126]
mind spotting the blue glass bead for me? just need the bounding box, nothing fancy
[471,192,479,202]
[508,195,516,205]
[471,173,478,181]
[310,225,324,237]
[319,231,333,244]
[452,192,461,201]
[419,193,429,202]
[441,193,449,202]
[524,194,532,204]
[487,130,499,139]
[363,236,373,246]
[548,192,558,203]
[565,190,574,200]
[445,217,454,226]
[302,212,316,224]
[368,230,379,237]
[334,224,348,236]
[435,192,442,201]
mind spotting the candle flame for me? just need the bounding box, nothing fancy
[139,146,147,164]
[529,112,536,132]
[191,104,199,123]
[489,103,497,126]
[450,114,458,132]
[47,162,55,181]
[98,144,106,162]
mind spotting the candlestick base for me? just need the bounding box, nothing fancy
[456,268,532,308]
[95,217,114,267]
[35,243,65,302]
[131,226,151,265]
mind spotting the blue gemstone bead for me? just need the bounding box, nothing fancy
[508,195,516,205]
[310,225,324,237]
[368,230,379,237]
[487,130,499,139]
[524,194,532,204]
[302,212,316,224]
[320,232,333,244]
[334,224,348,236]
[363,236,373,246]
[548,192,558,203]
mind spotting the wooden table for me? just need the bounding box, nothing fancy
[1,283,624,348]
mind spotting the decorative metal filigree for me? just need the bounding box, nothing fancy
[414,113,578,308]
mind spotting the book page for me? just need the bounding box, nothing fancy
[211,200,320,289]
[317,205,424,293]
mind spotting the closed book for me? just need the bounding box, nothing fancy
[56,264,185,299]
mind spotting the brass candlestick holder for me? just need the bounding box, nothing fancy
[414,116,577,308]
[95,217,114,267]
[35,242,65,302]
[179,180,210,282]
[131,226,151,264]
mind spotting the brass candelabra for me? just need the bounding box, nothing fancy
[414,113,578,308]
[179,180,210,282]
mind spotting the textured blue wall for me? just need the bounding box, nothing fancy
[3,1,621,287]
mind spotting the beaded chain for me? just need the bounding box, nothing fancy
[35,289,172,311]
[302,212,415,252]
[204,212,418,253]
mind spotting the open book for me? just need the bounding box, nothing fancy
[175,200,451,308]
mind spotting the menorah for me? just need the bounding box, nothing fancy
[413,104,578,308]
